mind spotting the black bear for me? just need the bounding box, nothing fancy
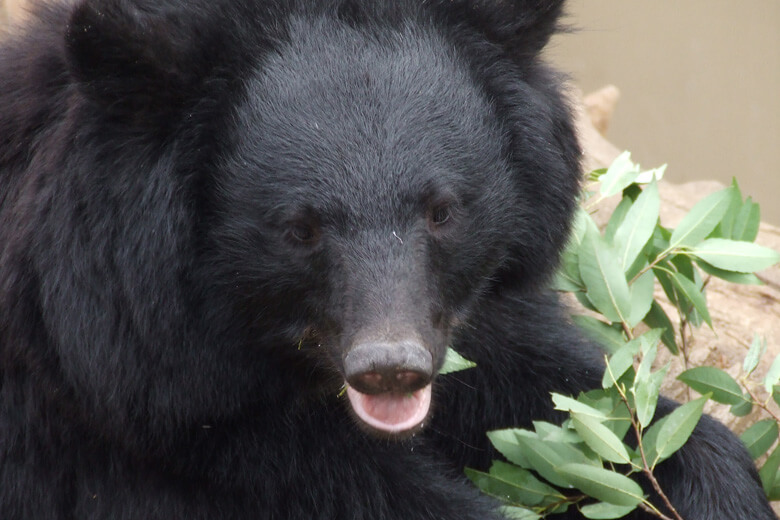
[0,0,774,518]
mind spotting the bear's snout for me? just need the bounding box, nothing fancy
[342,340,434,434]
[343,340,432,395]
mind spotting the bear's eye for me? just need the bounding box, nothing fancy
[288,220,320,246]
[429,204,452,227]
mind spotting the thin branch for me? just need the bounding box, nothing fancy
[540,494,586,516]
[743,381,780,424]
[629,252,671,285]
[622,321,635,341]
[678,319,693,401]
[638,502,675,520]
[614,383,686,520]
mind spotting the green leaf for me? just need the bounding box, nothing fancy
[499,506,541,520]
[572,315,626,354]
[614,181,660,271]
[640,416,666,468]
[638,328,665,353]
[466,461,564,507]
[653,396,708,463]
[730,395,753,416]
[643,301,678,354]
[632,340,659,418]
[744,335,767,375]
[439,347,476,375]
[759,444,780,498]
[668,271,712,328]
[575,292,601,314]
[588,168,608,181]
[599,152,641,197]
[602,340,641,388]
[556,211,589,293]
[732,197,761,242]
[487,430,531,468]
[678,367,744,405]
[553,250,584,292]
[515,437,591,488]
[765,355,780,394]
[696,259,763,285]
[555,464,645,507]
[571,412,632,464]
[650,225,672,259]
[730,393,753,418]
[579,502,638,519]
[741,419,779,459]
[627,270,655,327]
[669,187,733,248]
[634,365,668,429]
[637,333,658,370]
[670,253,696,280]
[570,208,591,246]
[552,272,582,293]
[625,254,649,282]
[651,267,677,306]
[579,390,633,440]
[714,179,744,239]
[579,226,631,324]
[533,421,581,443]
[604,195,633,243]
[689,238,780,273]
[634,164,666,184]
[552,394,608,419]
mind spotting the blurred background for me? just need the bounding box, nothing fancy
[2,0,779,223]
[549,1,780,224]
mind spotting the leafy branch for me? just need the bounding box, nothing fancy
[609,366,681,520]
[466,152,780,519]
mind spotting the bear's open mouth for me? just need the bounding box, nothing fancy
[346,384,432,433]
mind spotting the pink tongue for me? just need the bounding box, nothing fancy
[346,384,432,433]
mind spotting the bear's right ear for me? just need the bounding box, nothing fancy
[436,0,567,59]
[64,0,222,127]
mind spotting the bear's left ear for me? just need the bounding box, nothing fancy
[64,0,225,127]
[436,0,567,58]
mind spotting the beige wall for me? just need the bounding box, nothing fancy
[549,0,780,224]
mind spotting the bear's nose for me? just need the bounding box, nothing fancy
[344,340,432,395]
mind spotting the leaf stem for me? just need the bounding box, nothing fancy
[742,380,780,424]
[638,502,675,520]
[613,382,686,520]
[622,322,635,341]
[629,247,677,285]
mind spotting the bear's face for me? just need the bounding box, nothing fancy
[207,21,520,434]
[50,0,577,441]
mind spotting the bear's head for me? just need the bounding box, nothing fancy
[202,2,581,435]
[37,0,579,441]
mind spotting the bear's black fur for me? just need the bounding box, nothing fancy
[0,1,774,518]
